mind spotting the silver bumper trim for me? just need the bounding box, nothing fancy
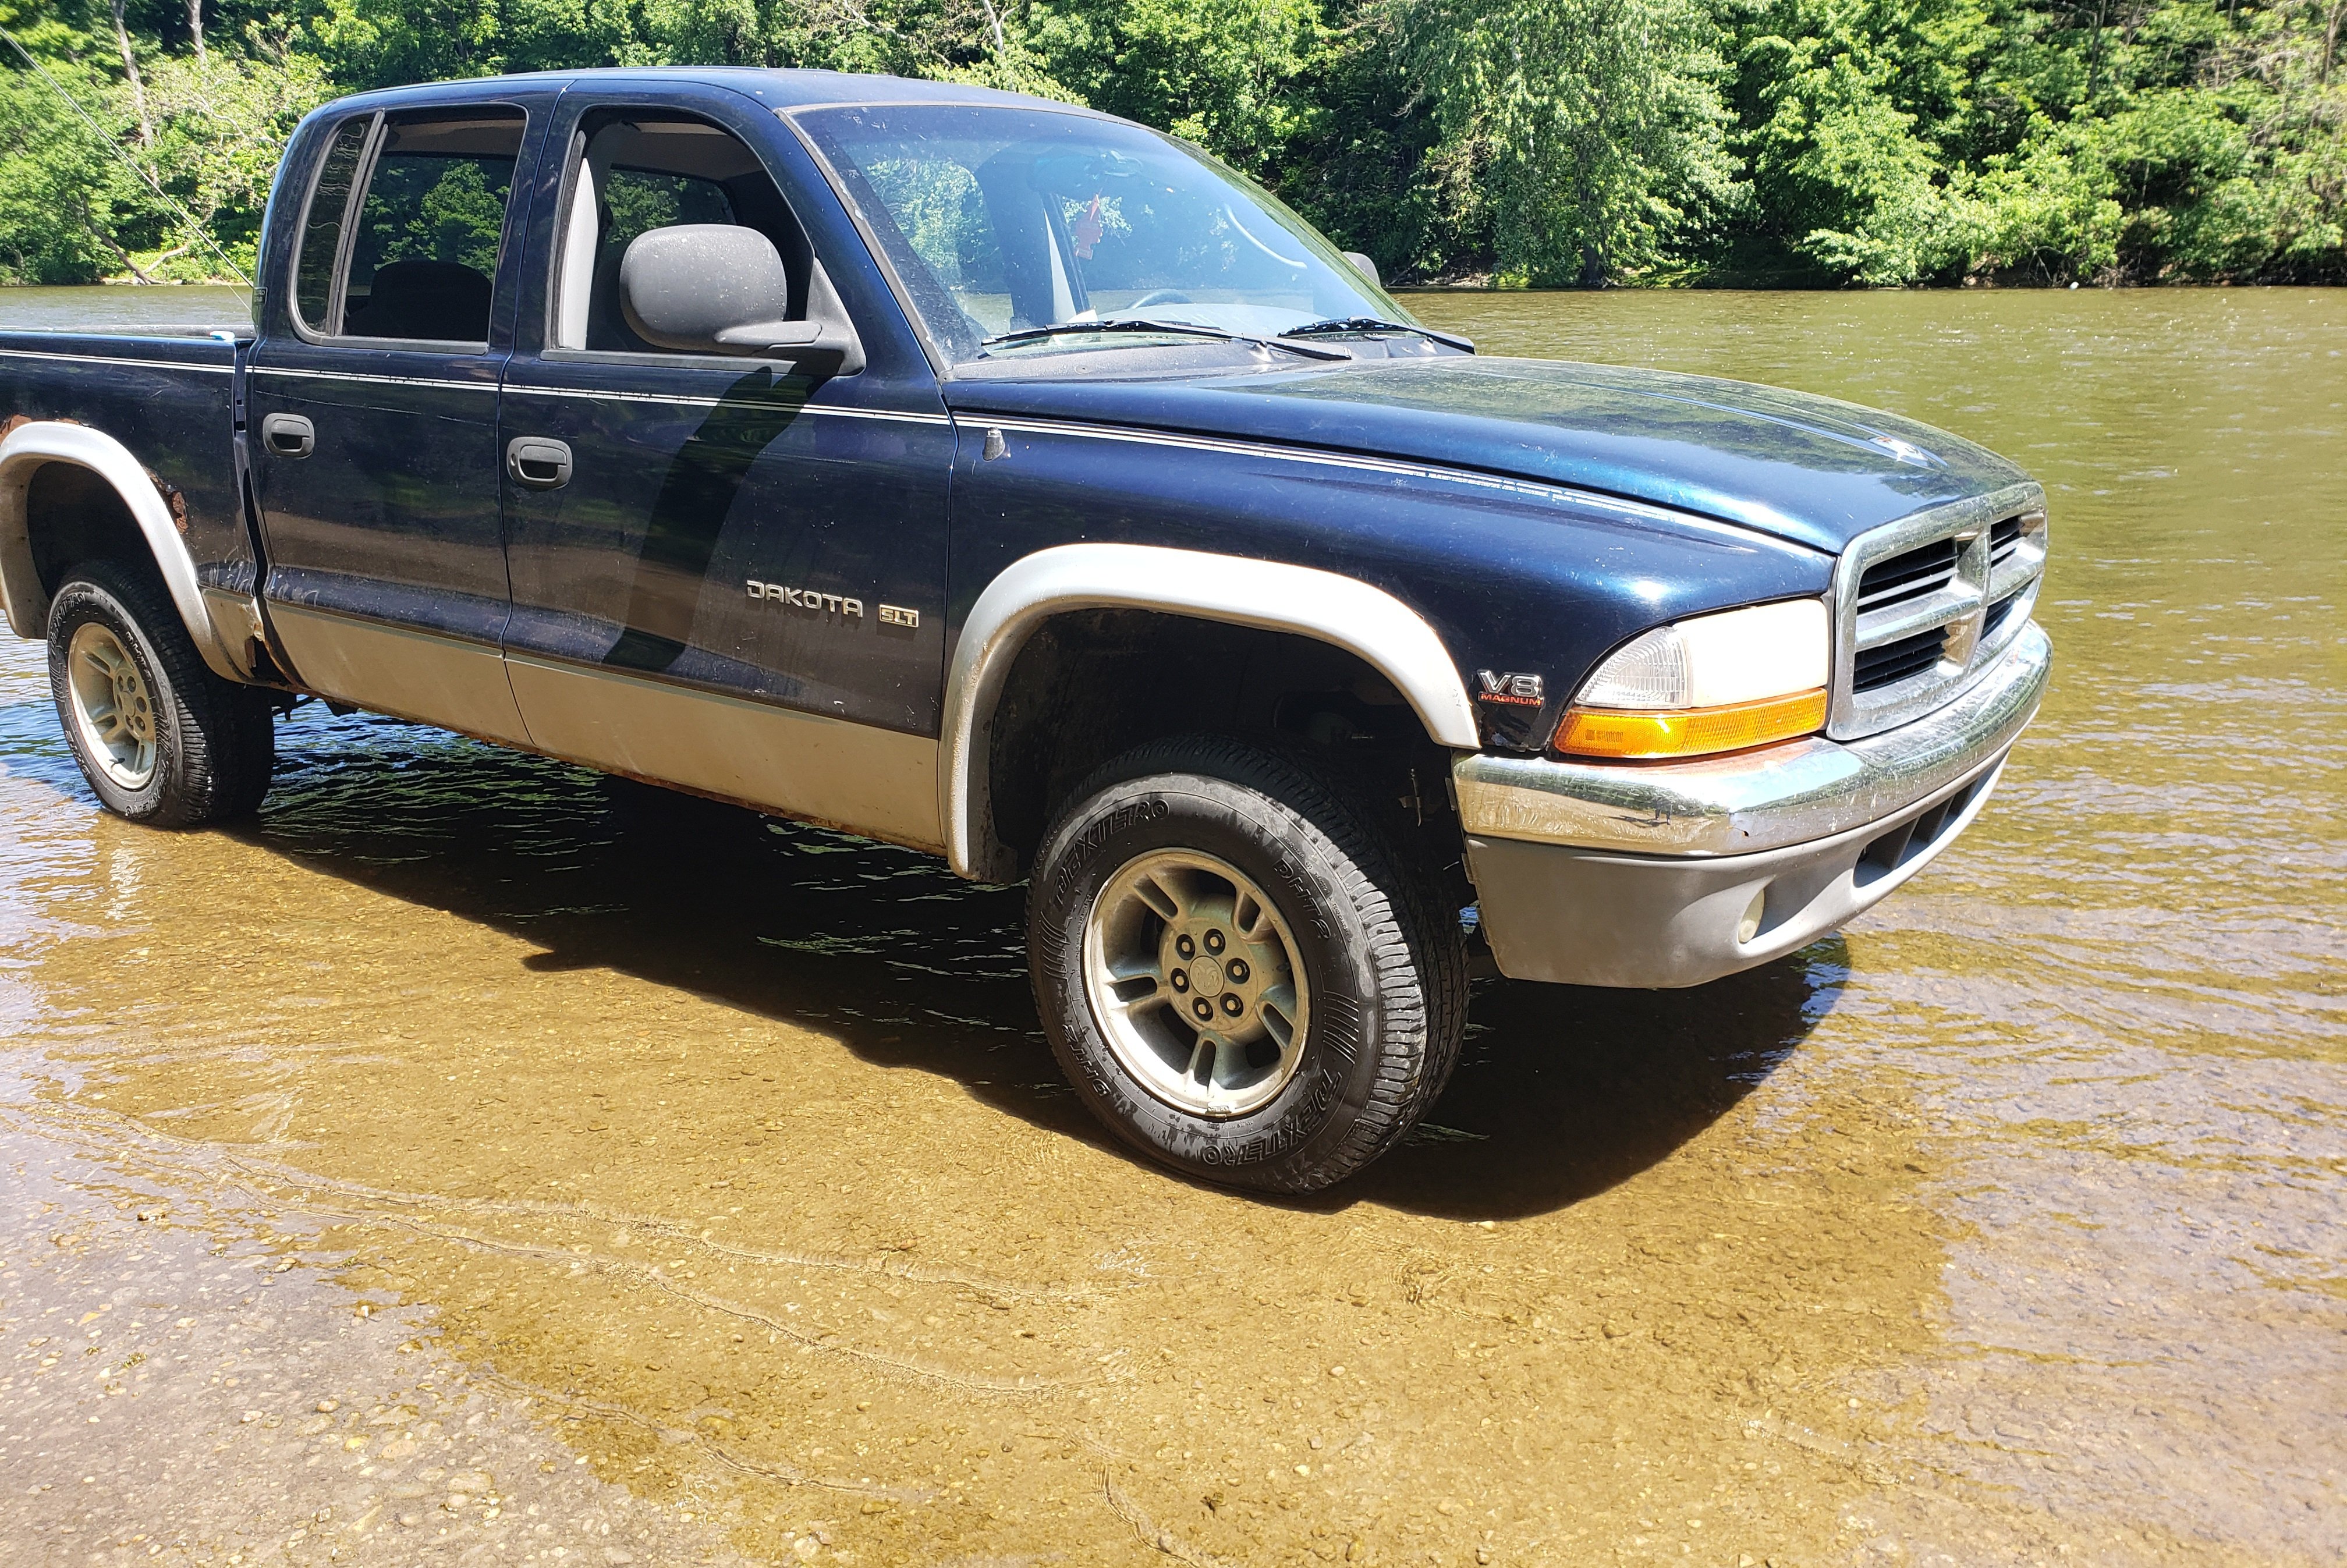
[1453,621,2050,857]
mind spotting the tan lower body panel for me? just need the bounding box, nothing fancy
[504,655,945,853]
[270,603,533,747]
[198,587,266,680]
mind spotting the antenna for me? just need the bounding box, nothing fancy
[0,21,256,288]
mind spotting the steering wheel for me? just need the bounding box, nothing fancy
[1127,289,1193,309]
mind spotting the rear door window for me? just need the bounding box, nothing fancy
[298,108,526,345]
[293,118,370,332]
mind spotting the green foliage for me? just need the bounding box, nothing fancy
[1,0,2340,288]
[1024,0,1327,171]
[1393,0,1743,285]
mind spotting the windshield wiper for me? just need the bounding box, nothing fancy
[1279,317,1475,352]
[980,318,1348,361]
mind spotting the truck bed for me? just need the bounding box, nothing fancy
[0,331,254,608]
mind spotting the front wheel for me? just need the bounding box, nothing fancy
[1027,736,1466,1192]
[46,563,275,826]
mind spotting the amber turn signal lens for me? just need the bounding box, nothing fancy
[1553,689,1829,760]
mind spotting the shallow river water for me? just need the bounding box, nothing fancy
[0,285,2340,1567]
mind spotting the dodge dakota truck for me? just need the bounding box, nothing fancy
[0,69,2050,1190]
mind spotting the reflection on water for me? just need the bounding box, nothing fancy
[1,285,2341,1565]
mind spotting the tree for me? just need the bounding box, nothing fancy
[1391,0,1742,285]
[1024,0,1326,174]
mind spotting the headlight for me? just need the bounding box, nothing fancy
[1554,598,1830,760]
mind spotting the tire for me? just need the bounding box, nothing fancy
[45,562,275,826]
[1027,735,1467,1192]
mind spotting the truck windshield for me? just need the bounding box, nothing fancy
[792,103,1406,367]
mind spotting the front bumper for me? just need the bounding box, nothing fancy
[1456,622,2049,987]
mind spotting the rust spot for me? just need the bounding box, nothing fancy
[148,471,189,533]
[1,413,83,439]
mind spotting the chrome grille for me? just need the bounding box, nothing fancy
[1828,482,2047,740]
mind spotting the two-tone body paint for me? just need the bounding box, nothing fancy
[0,67,2038,870]
[495,76,951,739]
[236,81,565,743]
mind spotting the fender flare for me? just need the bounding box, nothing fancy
[940,542,1483,881]
[0,421,243,681]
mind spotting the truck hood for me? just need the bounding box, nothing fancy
[945,354,2030,555]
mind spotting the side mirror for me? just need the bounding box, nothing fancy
[619,224,863,374]
[1342,251,1382,289]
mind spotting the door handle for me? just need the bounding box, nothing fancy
[506,437,573,490]
[260,413,314,459]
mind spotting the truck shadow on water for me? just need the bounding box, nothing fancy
[225,713,1838,1222]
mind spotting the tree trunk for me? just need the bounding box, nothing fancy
[187,0,206,65]
[1579,242,1607,288]
[978,0,1009,73]
[2084,0,2107,102]
[2324,0,2342,84]
[109,0,151,147]
[73,194,157,283]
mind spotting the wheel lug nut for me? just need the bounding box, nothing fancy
[1220,994,1243,1017]
[1170,969,1189,992]
[1225,959,1249,984]
[1192,998,1214,1022]
[1175,934,1196,960]
[1204,930,1224,955]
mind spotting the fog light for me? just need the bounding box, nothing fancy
[1736,888,1767,945]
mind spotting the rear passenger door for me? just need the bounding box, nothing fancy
[496,84,952,850]
[249,99,545,744]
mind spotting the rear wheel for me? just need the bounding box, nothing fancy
[1027,735,1466,1192]
[46,563,274,826]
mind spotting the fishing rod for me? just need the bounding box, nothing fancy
[0,20,254,286]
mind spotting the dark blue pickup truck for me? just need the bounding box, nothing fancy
[0,68,2049,1190]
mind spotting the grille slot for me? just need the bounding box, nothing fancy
[1855,537,1959,611]
[1989,516,2023,567]
[1982,592,2020,641]
[1853,627,1947,692]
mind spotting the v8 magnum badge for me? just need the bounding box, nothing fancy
[1476,670,1545,706]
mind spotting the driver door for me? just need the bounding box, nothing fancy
[495,86,951,849]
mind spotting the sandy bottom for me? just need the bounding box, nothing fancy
[5,627,2338,1565]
